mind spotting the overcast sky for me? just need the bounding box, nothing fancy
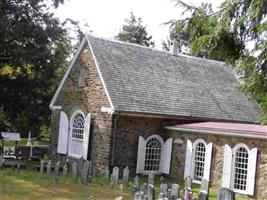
[54,0,222,49]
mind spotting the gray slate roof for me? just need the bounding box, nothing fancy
[87,36,258,123]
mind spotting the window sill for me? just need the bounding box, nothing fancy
[67,154,83,159]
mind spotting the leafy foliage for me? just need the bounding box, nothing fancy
[169,0,267,123]
[0,0,75,136]
[116,12,155,47]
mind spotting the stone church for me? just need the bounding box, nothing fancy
[49,35,267,199]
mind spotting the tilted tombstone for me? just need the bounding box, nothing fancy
[134,175,140,190]
[148,173,155,186]
[147,184,155,200]
[160,183,168,197]
[171,184,180,199]
[40,159,45,173]
[122,166,129,187]
[54,161,60,183]
[78,157,84,175]
[81,160,90,185]
[63,164,68,178]
[46,160,52,175]
[217,187,235,200]
[112,166,119,184]
[72,161,78,183]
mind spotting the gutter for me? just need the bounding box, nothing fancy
[165,126,267,140]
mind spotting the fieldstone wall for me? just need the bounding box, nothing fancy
[50,44,113,174]
[167,130,267,200]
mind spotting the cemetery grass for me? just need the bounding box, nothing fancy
[0,168,130,200]
[0,168,249,200]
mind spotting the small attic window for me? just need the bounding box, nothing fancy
[78,68,86,87]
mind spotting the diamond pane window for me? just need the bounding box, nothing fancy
[233,147,249,191]
[144,137,162,171]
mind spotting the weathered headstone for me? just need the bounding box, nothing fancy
[158,192,164,200]
[148,173,155,186]
[0,155,5,167]
[160,176,164,183]
[122,166,129,187]
[171,184,180,199]
[63,164,68,178]
[160,183,168,196]
[198,190,208,200]
[78,157,84,175]
[110,174,116,188]
[147,184,155,200]
[112,166,119,184]
[72,161,78,183]
[201,179,209,192]
[217,187,235,200]
[46,160,52,175]
[54,161,60,183]
[16,164,20,173]
[81,160,90,185]
[134,175,140,190]
[40,159,45,173]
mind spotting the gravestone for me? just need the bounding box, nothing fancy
[167,188,173,200]
[134,175,140,190]
[88,161,93,183]
[81,160,90,185]
[112,166,119,184]
[171,184,180,199]
[54,161,60,183]
[148,173,154,185]
[46,160,52,175]
[72,161,78,183]
[63,164,68,178]
[122,166,129,187]
[160,176,164,183]
[217,187,235,200]
[16,164,20,173]
[78,157,84,175]
[201,179,209,193]
[147,184,155,200]
[140,183,148,196]
[40,159,45,173]
[198,190,208,200]
[0,155,5,167]
[158,192,164,200]
[110,174,116,188]
[160,183,168,196]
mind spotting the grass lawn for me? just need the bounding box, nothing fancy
[0,168,249,200]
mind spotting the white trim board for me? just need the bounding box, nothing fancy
[165,126,267,140]
[86,35,114,109]
[49,37,87,110]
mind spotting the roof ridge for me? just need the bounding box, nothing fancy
[86,33,227,65]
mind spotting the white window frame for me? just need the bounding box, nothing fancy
[184,139,212,184]
[68,109,86,158]
[192,139,207,184]
[222,143,258,196]
[143,135,164,174]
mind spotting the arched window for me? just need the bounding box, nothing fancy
[144,135,163,171]
[192,139,206,182]
[232,144,249,192]
[68,110,85,157]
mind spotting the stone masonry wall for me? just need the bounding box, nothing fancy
[50,44,113,174]
[167,130,267,200]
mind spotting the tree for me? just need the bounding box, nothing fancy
[169,0,267,124]
[116,12,155,47]
[0,0,77,136]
